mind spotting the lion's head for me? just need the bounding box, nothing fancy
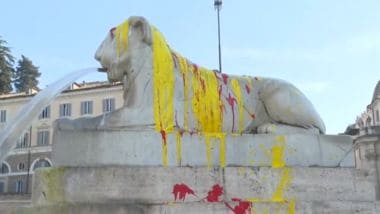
[95,16,153,83]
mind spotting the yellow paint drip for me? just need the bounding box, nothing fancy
[272,136,286,168]
[272,168,292,202]
[152,27,175,166]
[162,140,168,166]
[218,134,226,168]
[115,20,129,57]
[177,54,189,130]
[191,67,223,132]
[287,200,296,214]
[175,132,182,165]
[231,79,244,133]
[205,135,212,169]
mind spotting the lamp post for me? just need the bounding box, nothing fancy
[214,0,223,73]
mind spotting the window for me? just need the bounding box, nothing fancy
[33,159,51,170]
[103,98,115,113]
[59,103,72,117]
[15,180,23,193]
[39,106,50,119]
[1,163,9,174]
[17,162,25,171]
[81,101,93,115]
[0,182,4,193]
[376,110,379,123]
[16,132,30,148]
[0,110,6,123]
[37,130,50,146]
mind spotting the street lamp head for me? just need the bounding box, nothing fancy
[214,0,222,10]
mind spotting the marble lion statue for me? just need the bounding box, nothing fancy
[59,16,325,135]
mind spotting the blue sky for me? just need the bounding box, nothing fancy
[1,0,379,134]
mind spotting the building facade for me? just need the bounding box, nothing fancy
[0,82,123,194]
[348,80,380,136]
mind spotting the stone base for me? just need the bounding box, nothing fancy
[17,166,377,213]
[52,130,354,167]
[16,201,380,214]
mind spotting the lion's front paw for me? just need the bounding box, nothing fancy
[257,123,277,134]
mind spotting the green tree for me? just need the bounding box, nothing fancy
[0,37,15,94]
[14,55,41,92]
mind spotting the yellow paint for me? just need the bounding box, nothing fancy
[177,54,190,130]
[152,27,175,166]
[287,200,296,214]
[162,140,168,166]
[191,67,223,132]
[231,79,244,133]
[218,134,226,167]
[205,135,212,169]
[272,136,286,168]
[176,132,182,165]
[272,168,292,202]
[115,20,129,57]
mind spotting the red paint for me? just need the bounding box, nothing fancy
[160,130,167,145]
[250,113,256,120]
[172,53,179,69]
[200,78,206,92]
[225,198,252,214]
[206,184,224,202]
[192,64,199,76]
[172,183,195,201]
[245,84,251,94]
[221,73,229,84]
[218,85,223,97]
[226,93,237,132]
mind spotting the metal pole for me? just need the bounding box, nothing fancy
[217,7,222,73]
[214,0,222,73]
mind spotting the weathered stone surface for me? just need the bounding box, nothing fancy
[53,130,354,167]
[224,167,376,202]
[31,166,376,206]
[15,201,380,214]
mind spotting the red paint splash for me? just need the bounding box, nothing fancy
[200,78,206,92]
[206,184,224,202]
[172,183,195,201]
[160,130,167,145]
[221,73,229,84]
[245,84,251,94]
[226,93,237,132]
[224,198,252,214]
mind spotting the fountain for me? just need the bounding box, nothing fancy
[0,68,98,163]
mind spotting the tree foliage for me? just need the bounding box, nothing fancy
[0,37,15,94]
[14,55,41,92]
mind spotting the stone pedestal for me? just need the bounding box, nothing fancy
[52,130,354,168]
[17,166,379,213]
[14,129,380,213]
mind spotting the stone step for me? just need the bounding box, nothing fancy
[16,201,380,214]
[31,166,376,206]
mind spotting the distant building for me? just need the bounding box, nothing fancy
[0,81,123,194]
[345,80,380,136]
